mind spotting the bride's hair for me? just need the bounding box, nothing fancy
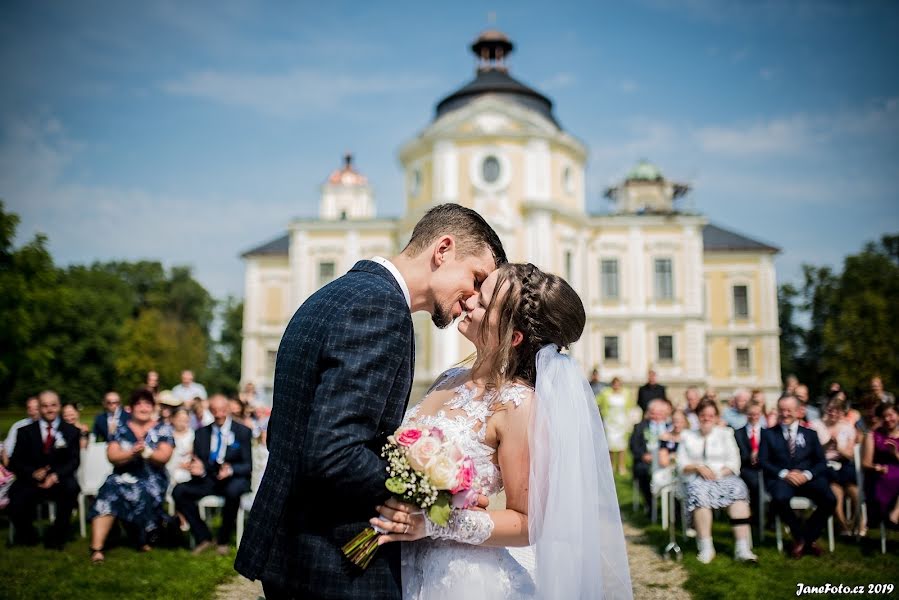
[474,263,585,389]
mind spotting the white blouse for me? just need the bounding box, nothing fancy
[676,426,741,479]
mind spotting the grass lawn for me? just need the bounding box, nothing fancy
[613,471,899,600]
[0,518,240,600]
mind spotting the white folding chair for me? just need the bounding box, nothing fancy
[772,495,835,553]
[77,441,113,537]
[198,444,269,547]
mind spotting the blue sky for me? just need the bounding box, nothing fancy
[2,0,897,299]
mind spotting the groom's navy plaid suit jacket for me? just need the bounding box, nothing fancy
[235,260,414,599]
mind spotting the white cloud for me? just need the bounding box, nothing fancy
[540,72,577,91]
[693,116,810,156]
[0,114,280,298]
[163,67,439,119]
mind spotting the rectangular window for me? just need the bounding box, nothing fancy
[733,285,749,319]
[736,347,751,371]
[654,258,674,300]
[318,261,336,287]
[564,251,573,282]
[603,336,619,361]
[658,335,674,362]
[601,259,619,300]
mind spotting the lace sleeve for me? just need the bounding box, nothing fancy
[424,508,495,545]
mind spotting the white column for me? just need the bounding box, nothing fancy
[629,226,645,311]
[526,209,553,271]
[525,139,551,202]
[289,229,308,310]
[434,141,458,203]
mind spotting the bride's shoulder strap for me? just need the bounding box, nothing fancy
[497,382,534,409]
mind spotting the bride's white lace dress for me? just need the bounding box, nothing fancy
[401,367,537,600]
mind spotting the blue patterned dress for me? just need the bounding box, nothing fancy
[89,421,174,540]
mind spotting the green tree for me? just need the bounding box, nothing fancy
[204,296,243,396]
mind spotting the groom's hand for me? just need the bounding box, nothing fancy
[371,498,426,545]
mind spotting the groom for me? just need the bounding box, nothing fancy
[235,203,506,599]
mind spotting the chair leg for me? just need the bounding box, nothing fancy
[651,494,657,523]
[632,480,639,512]
[827,516,834,552]
[882,522,888,555]
[661,488,669,530]
[78,494,86,538]
[236,507,244,547]
[775,515,783,552]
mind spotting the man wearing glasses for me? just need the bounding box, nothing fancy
[91,391,129,443]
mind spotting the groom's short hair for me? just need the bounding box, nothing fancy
[402,203,507,265]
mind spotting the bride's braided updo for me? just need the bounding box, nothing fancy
[475,263,586,388]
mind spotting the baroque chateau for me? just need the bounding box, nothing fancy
[241,30,782,404]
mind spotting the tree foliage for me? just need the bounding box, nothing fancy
[0,202,241,407]
[779,234,899,399]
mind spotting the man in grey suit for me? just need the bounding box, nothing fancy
[235,204,506,599]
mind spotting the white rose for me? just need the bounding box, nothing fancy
[426,454,459,490]
[407,436,441,472]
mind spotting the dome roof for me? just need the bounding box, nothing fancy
[434,29,559,127]
[326,153,368,186]
[626,160,663,182]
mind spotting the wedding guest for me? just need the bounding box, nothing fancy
[92,391,129,443]
[7,390,81,548]
[239,382,260,407]
[796,384,820,421]
[172,370,208,406]
[189,396,214,430]
[629,398,671,510]
[862,403,899,528]
[229,397,253,429]
[637,369,666,414]
[252,404,270,446]
[157,389,182,425]
[167,409,194,487]
[88,388,174,562]
[818,395,860,535]
[597,376,636,476]
[704,387,719,404]
[784,374,799,396]
[652,409,688,494]
[2,396,39,467]
[678,398,756,563]
[683,387,701,431]
[735,398,766,524]
[146,370,160,398]
[62,403,90,449]
[760,395,835,558]
[871,375,896,405]
[723,388,751,430]
[589,367,607,396]
[173,394,252,555]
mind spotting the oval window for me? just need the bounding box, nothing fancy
[482,156,501,184]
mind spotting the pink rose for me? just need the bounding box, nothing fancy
[395,427,423,447]
[407,436,442,471]
[450,457,476,494]
[452,487,480,509]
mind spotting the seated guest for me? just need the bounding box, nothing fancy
[760,395,835,558]
[88,389,174,562]
[629,398,671,511]
[862,403,899,528]
[796,384,820,422]
[7,390,81,548]
[167,409,194,487]
[652,409,688,493]
[735,398,766,526]
[678,398,756,563]
[722,389,751,430]
[173,394,252,555]
[189,396,214,430]
[817,394,860,535]
[2,396,39,467]
[92,391,129,443]
[683,387,701,431]
[62,403,90,449]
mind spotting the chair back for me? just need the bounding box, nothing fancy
[78,441,113,494]
[251,444,269,492]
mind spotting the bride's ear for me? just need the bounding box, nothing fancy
[511,331,524,348]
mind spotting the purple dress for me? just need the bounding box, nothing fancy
[870,430,899,517]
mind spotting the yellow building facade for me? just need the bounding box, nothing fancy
[241,30,781,405]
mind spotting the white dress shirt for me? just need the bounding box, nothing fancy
[39,417,63,444]
[371,256,411,310]
[172,382,208,403]
[210,417,233,465]
[4,417,35,458]
[778,421,814,481]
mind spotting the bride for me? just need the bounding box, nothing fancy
[371,263,632,599]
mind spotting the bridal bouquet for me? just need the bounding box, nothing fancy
[341,424,479,568]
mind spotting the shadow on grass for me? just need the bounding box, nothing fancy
[613,472,899,600]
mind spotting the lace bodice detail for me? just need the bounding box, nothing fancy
[402,367,530,496]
